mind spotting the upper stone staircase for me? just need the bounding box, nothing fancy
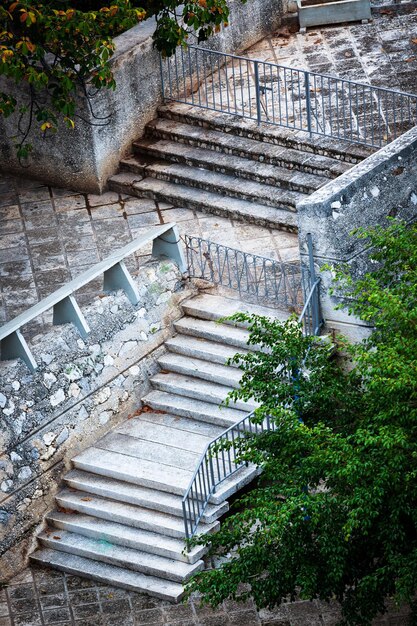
[109,102,374,231]
[30,293,287,601]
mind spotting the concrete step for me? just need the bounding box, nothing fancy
[138,159,305,211]
[208,463,260,505]
[157,102,374,163]
[181,293,289,325]
[158,352,243,389]
[64,469,228,523]
[127,153,308,211]
[37,530,203,583]
[111,413,216,453]
[109,173,298,231]
[95,431,201,472]
[45,511,206,564]
[174,316,251,350]
[55,489,219,539]
[143,390,248,428]
[72,446,193,495]
[126,140,325,193]
[150,372,257,412]
[121,410,225,440]
[143,118,350,177]
[30,549,185,602]
[165,334,249,366]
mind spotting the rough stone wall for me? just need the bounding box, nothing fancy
[296,126,417,340]
[0,0,285,193]
[0,259,195,582]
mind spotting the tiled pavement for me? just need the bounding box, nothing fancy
[0,175,299,328]
[0,567,410,626]
[248,9,417,93]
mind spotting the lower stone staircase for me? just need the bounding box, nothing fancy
[109,102,373,231]
[30,293,287,601]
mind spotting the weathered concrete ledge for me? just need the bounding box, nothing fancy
[0,259,196,581]
[297,126,417,340]
[0,0,285,193]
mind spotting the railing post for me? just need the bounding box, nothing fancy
[304,71,313,137]
[182,499,190,540]
[208,454,216,494]
[254,61,262,125]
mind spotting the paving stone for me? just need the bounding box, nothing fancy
[39,594,68,610]
[53,195,86,211]
[12,613,43,626]
[163,603,195,621]
[7,584,37,602]
[101,598,131,614]
[57,208,91,224]
[0,218,24,233]
[42,607,72,623]
[133,608,165,624]
[123,198,158,215]
[90,203,124,220]
[126,212,162,229]
[0,194,18,207]
[72,602,102,619]
[68,588,99,605]
[88,191,120,207]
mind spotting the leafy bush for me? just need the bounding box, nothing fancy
[186,219,417,626]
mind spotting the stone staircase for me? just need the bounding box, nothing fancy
[30,293,287,601]
[108,102,373,231]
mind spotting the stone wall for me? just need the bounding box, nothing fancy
[0,259,195,581]
[296,126,417,340]
[0,0,286,193]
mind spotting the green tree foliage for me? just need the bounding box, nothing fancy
[186,219,417,626]
[0,0,232,157]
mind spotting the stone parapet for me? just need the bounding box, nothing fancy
[297,126,417,340]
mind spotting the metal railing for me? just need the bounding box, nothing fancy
[182,409,275,539]
[185,235,304,310]
[182,235,322,540]
[162,45,417,148]
[0,224,186,372]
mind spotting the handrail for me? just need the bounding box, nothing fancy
[181,258,322,540]
[0,223,186,372]
[185,235,304,310]
[161,44,417,149]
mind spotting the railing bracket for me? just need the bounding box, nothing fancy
[53,295,90,339]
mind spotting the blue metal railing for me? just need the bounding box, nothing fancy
[162,45,417,149]
[182,235,322,539]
